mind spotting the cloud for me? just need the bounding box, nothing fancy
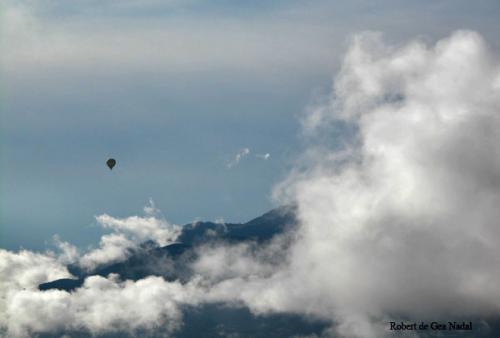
[170,29,500,337]
[0,0,337,78]
[227,148,250,168]
[79,201,181,270]
[191,241,282,284]
[96,212,180,247]
[3,30,500,338]
[4,275,204,337]
[0,249,72,336]
[270,30,500,336]
[227,150,270,168]
[256,153,271,160]
[79,233,136,271]
[0,250,71,292]
[52,235,80,265]
[0,204,187,337]
[0,203,293,337]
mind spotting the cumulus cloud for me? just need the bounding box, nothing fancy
[270,30,500,336]
[0,249,72,336]
[0,204,293,337]
[79,233,136,271]
[227,148,250,168]
[4,275,204,337]
[0,203,185,337]
[52,235,80,265]
[0,250,71,293]
[79,201,181,270]
[96,212,179,246]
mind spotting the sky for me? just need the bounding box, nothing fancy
[1,0,500,251]
[3,1,500,338]
[4,27,500,338]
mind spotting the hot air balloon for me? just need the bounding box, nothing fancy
[106,158,116,170]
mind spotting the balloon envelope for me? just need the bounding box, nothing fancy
[106,158,116,170]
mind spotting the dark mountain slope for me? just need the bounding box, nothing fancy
[39,206,297,292]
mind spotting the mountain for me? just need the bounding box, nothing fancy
[178,205,297,244]
[39,206,297,291]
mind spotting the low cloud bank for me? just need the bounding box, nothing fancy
[2,30,500,337]
[0,203,184,337]
[5,275,203,337]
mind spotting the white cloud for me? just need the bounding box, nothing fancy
[0,250,71,292]
[79,233,135,271]
[143,197,160,216]
[256,153,271,160]
[0,249,72,336]
[0,207,292,337]
[52,235,80,265]
[0,204,187,337]
[96,213,180,247]
[192,242,279,283]
[270,30,500,336]
[79,201,181,270]
[4,275,204,337]
[227,148,250,169]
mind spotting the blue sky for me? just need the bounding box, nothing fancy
[2,0,500,251]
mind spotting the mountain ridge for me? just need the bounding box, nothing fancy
[39,206,297,292]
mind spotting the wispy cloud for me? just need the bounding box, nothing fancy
[227,148,250,168]
[256,153,271,160]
